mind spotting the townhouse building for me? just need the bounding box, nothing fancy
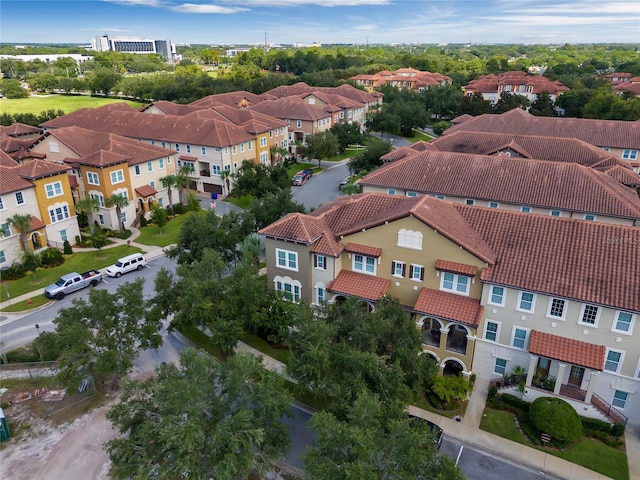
[361,150,640,226]
[0,123,44,162]
[0,151,79,266]
[462,71,569,104]
[350,68,452,92]
[259,193,640,425]
[445,108,640,171]
[27,127,176,230]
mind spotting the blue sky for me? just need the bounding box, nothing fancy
[1,0,639,45]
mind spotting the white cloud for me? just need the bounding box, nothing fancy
[222,0,390,6]
[170,3,249,13]
[103,0,162,6]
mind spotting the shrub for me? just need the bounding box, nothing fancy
[430,374,471,404]
[488,385,498,399]
[173,203,185,215]
[139,215,148,227]
[63,240,73,254]
[530,397,582,446]
[40,247,64,266]
[581,417,612,434]
[500,393,530,412]
[432,121,452,136]
[611,423,625,438]
[0,263,25,281]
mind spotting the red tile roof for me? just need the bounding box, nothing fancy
[413,288,484,326]
[327,270,390,301]
[529,330,605,371]
[463,72,569,96]
[179,155,198,161]
[435,260,477,277]
[68,174,78,189]
[259,212,328,244]
[28,215,46,232]
[309,233,343,257]
[13,159,70,179]
[345,243,382,257]
[135,185,157,197]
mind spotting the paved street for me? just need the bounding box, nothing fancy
[290,159,350,210]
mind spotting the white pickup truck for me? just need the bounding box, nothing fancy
[44,270,103,300]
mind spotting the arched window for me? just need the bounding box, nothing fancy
[274,275,302,302]
[397,228,423,250]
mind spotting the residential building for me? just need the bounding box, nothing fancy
[350,68,452,92]
[0,123,44,161]
[91,35,176,61]
[0,151,79,266]
[604,72,633,87]
[612,76,640,98]
[445,108,640,170]
[462,71,569,104]
[259,192,640,425]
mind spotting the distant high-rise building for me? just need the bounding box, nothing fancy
[91,35,176,61]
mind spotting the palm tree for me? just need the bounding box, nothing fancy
[106,193,129,233]
[175,164,193,205]
[159,174,177,210]
[74,197,100,228]
[220,169,232,197]
[7,213,33,252]
[269,146,288,167]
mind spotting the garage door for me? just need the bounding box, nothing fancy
[203,183,223,194]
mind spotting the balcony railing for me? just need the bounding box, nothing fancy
[200,169,211,177]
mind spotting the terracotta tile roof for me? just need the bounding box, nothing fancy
[444,108,640,150]
[327,270,390,301]
[345,243,382,257]
[13,159,70,179]
[599,165,640,186]
[190,91,266,109]
[250,96,332,122]
[68,174,78,189]
[455,205,640,312]
[350,69,451,90]
[359,150,640,220]
[435,260,477,277]
[0,150,18,167]
[179,155,198,161]
[413,288,484,326]
[262,82,382,108]
[0,164,33,194]
[28,215,46,232]
[463,72,569,95]
[135,185,157,197]
[0,133,35,155]
[258,212,326,244]
[0,123,42,137]
[206,105,287,133]
[139,101,204,116]
[309,233,343,257]
[529,330,605,371]
[74,150,130,168]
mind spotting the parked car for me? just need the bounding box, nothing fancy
[408,415,444,449]
[302,168,313,178]
[105,253,146,278]
[292,170,311,186]
[44,270,103,300]
[339,175,354,189]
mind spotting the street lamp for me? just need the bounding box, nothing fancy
[35,324,40,335]
[34,324,43,362]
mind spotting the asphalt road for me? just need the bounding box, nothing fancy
[291,160,350,210]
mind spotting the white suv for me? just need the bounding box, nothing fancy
[106,253,146,278]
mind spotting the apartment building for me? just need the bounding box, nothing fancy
[350,68,452,92]
[259,192,640,425]
[462,71,570,104]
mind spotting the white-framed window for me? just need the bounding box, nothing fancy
[49,204,70,223]
[276,248,298,271]
[622,149,638,160]
[353,254,376,275]
[436,195,446,200]
[45,181,63,198]
[547,298,567,320]
[406,191,418,197]
[212,165,221,175]
[269,130,273,138]
[387,188,396,195]
[90,193,105,207]
[186,145,191,154]
[133,165,141,176]
[175,143,180,152]
[550,210,561,217]
[604,349,624,373]
[313,254,326,270]
[60,229,67,242]
[201,146,207,155]
[260,152,269,164]
[579,304,600,327]
[613,311,634,334]
[410,264,424,281]
[489,285,505,306]
[159,158,165,169]
[489,202,499,209]
[517,291,535,313]
[440,272,470,296]
[612,390,628,409]
[158,198,163,207]
[520,206,531,213]
[339,111,345,119]
[98,214,104,225]
[494,358,507,375]
[240,143,245,153]
[15,191,25,205]
[49,141,60,153]
[0,250,5,264]
[484,321,499,342]
[392,260,405,277]
[316,283,325,304]
[88,171,100,185]
[0,197,4,210]
[274,276,301,302]
[280,139,286,149]
[110,170,124,185]
[147,161,153,173]
[234,162,238,172]
[397,229,422,250]
[167,156,172,164]
[232,146,237,155]
[511,327,529,349]
[296,120,302,128]
[1,222,10,237]
[465,198,475,205]
[161,141,167,148]
[224,165,230,173]
[120,211,126,224]
[583,214,596,221]
[150,181,155,189]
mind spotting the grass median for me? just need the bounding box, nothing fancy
[134,212,195,247]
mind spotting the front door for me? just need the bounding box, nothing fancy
[568,366,585,387]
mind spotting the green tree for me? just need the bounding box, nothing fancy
[348,137,392,175]
[105,193,129,233]
[529,90,555,117]
[105,348,292,480]
[150,205,169,233]
[460,93,493,116]
[7,213,33,251]
[246,189,305,230]
[0,78,29,98]
[299,130,340,167]
[33,279,162,390]
[231,161,291,198]
[175,164,193,204]
[21,249,42,281]
[88,68,122,96]
[73,197,100,228]
[90,222,108,252]
[493,91,530,113]
[330,122,366,153]
[366,107,401,139]
[159,174,177,210]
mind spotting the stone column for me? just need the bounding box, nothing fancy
[526,354,538,387]
[555,362,567,395]
[585,371,598,403]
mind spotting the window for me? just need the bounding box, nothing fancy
[339,111,345,119]
[276,248,298,271]
[150,181,155,189]
[316,285,325,304]
[296,120,302,128]
[49,205,70,223]
[98,214,104,225]
[212,165,221,175]
[518,291,535,312]
[260,137,267,147]
[49,141,60,153]
[550,210,561,217]
[45,181,63,198]
[120,211,126,224]
[465,199,475,205]
[60,229,67,242]
[410,264,424,281]
[167,156,172,165]
[580,304,600,326]
[512,328,528,349]
[494,358,507,375]
[547,298,566,319]
[583,214,596,221]
[186,145,191,154]
[0,197,4,210]
[353,254,376,275]
[622,149,638,160]
[159,158,165,169]
[0,250,5,264]
[133,166,141,177]
[110,170,124,185]
[175,143,180,152]
[604,349,623,373]
[15,192,24,205]
[240,143,245,153]
[489,285,505,306]
[313,254,326,270]
[613,311,634,334]
[441,272,470,295]
[147,161,153,173]
[1,223,10,237]
[248,141,253,150]
[224,165,230,172]
[520,206,531,213]
[269,130,273,138]
[88,171,101,185]
[612,390,628,409]
[436,195,446,200]
[232,146,237,155]
[406,191,418,197]
[201,146,207,155]
[392,260,406,277]
[161,142,167,148]
[397,229,423,250]
[485,321,499,342]
[90,193,105,207]
[489,202,499,209]
[260,152,269,164]
[275,276,301,302]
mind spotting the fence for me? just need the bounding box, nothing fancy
[591,393,628,425]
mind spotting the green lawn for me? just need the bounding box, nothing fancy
[1,245,143,299]
[240,333,291,364]
[409,130,436,142]
[226,195,253,210]
[1,94,146,116]
[287,162,317,177]
[479,409,530,445]
[2,294,50,312]
[134,212,196,247]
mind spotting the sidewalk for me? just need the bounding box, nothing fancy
[236,342,636,480]
[0,226,169,312]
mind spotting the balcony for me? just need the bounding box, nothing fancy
[423,329,440,347]
[200,169,210,177]
[446,333,467,354]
